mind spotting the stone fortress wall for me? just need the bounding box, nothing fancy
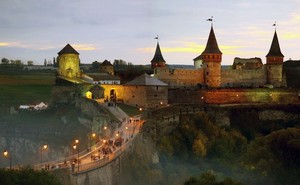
[220,67,267,87]
[155,65,271,88]
[168,88,299,105]
[154,67,204,87]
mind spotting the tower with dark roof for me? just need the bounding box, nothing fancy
[57,44,81,78]
[201,26,222,87]
[266,31,284,87]
[100,60,114,75]
[150,42,166,69]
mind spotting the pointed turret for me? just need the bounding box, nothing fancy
[202,26,222,55]
[201,26,222,88]
[150,42,166,69]
[266,30,284,87]
[266,31,284,58]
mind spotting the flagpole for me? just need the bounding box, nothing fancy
[206,16,213,27]
[154,35,159,43]
[273,21,277,31]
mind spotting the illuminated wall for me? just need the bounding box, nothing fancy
[101,84,168,109]
[168,88,299,105]
[154,67,204,87]
[221,67,267,87]
[58,54,81,78]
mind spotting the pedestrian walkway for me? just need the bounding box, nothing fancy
[107,105,130,122]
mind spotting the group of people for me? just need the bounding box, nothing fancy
[90,136,125,161]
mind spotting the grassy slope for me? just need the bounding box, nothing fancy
[0,72,55,106]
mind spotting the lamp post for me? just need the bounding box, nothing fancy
[40,144,48,166]
[74,139,79,172]
[89,133,96,150]
[125,126,129,140]
[72,145,77,161]
[3,150,12,169]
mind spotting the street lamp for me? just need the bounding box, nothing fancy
[3,150,12,169]
[89,133,96,150]
[74,139,80,172]
[72,145,77,161]
[125,126,129,139]
[41,144,48,165]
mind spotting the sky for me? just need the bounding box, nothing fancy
[0,0,300,66]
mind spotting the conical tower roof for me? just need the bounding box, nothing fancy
[266,31,284,57]
[202,26,222,54]
[150,42,166,64]
[58,44,79,55]
[125,73,167,86]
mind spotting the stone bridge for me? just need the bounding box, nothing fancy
[31,101,143,185]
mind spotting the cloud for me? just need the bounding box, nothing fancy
[282,33,300,39]
[72,44,97,51]
[0,42,25,48]
[137,42,243,56]
[0,42,11,47]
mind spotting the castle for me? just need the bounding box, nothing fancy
[54,26,299,109]
[55,44,168,109]
[153,26,285,89]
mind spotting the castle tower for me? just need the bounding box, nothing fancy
[201,26,222,87]
[266,31,284,87]
[100,60,114,75]
[150,41,166,69]
[57,44,81,78]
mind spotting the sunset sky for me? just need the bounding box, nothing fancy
[0,0,299,65]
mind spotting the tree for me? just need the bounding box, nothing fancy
[91,61,101,70]
[184,171,244,185]
[53,57,56,66]
[1,58,9,65]
[0,167,62,185]
[27,61,34,66]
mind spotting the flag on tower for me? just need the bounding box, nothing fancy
[154,36,159,40]
[206,16,213,21]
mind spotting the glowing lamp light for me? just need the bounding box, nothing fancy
[160,102,163,105]
[85,91,92,99]
[43,145,48,150]
[104,126,107,130]
[139,108,143,111]
[75,139,79,144]
[125,126,128,130]
[73,145,77,150]
[3,150,8,157]
[92,133,96,138]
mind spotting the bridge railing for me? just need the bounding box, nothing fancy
[72,135,134,173]
[33,117,142,173]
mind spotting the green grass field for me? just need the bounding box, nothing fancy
[0,72,55,106]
